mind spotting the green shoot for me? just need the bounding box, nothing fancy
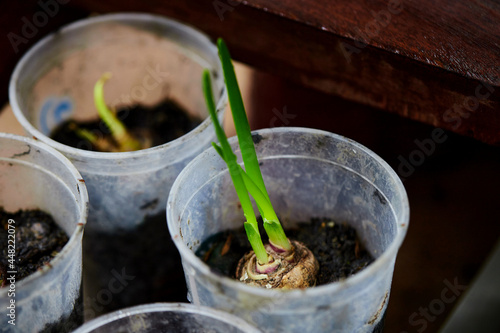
[203,70,269,265]
[69,122,112,152]
[93,73,142,152]
[203,38,291,257]
[69,122,98,143]
[217,39,291,252]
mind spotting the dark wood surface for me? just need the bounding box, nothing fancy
[245,0,500,84]
[246,70,500,333]
[1,0,499,144]
[0,1,89,106]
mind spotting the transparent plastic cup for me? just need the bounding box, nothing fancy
[9,13,226,317]
[72,303,261,333]
[167,127,409,333]
[9,12,225,233]
[0,133,88,332]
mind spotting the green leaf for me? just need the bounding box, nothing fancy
[217,39,269,198]
[263,219,290,251]
[238,165,291,251]
[94,73,141,151]
[212,142,225,160]
[217,39,291,251]
[203,69,268,264]
[244,222,268,266]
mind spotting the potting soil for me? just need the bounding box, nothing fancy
[50,98,201,151]
[0,208,68,285]
[196,218,374,286]
[0,208,82,332]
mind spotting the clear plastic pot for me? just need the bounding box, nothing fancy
[9,13,226,317]
[0,133,88,332]
[9,12,225,232]
[167,127,409,333]
[72,303,261,333]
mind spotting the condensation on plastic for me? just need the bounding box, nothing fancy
[9,13,226,232]
[0,133,88,332]
[72,303,262,333]
[167,127,409,333]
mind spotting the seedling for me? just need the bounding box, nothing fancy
[203,39,318,288]
[73,72,142,152]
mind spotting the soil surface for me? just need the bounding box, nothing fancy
[50,98,201,151]
[0,208,68,286]
[196,218,374,286]
[83,210,187,317]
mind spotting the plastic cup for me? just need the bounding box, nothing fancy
[9,13,226,317]
[0,133,88,332]
[72,303,261,333]
[167,127,409,333]
[9,12,226,232]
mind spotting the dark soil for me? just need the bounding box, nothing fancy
[0,208,68,286]
[83,210,187,317]
[0,208,81,332]
[288,219,374,284]
[196,218,374,286]
[50,98,201,151]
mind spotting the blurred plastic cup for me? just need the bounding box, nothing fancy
[0,133,88,332]
[9,13,226,318]
[72,303,261,333]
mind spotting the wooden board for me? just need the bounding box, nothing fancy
[1,0,499,145]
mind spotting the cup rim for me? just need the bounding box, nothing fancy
[9,12,226,161]
[72,302,261,333]
[0,133,88,295]
[167,126,409,299]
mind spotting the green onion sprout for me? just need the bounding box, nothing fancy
[93,72,141,152]
[202,38,292,266]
